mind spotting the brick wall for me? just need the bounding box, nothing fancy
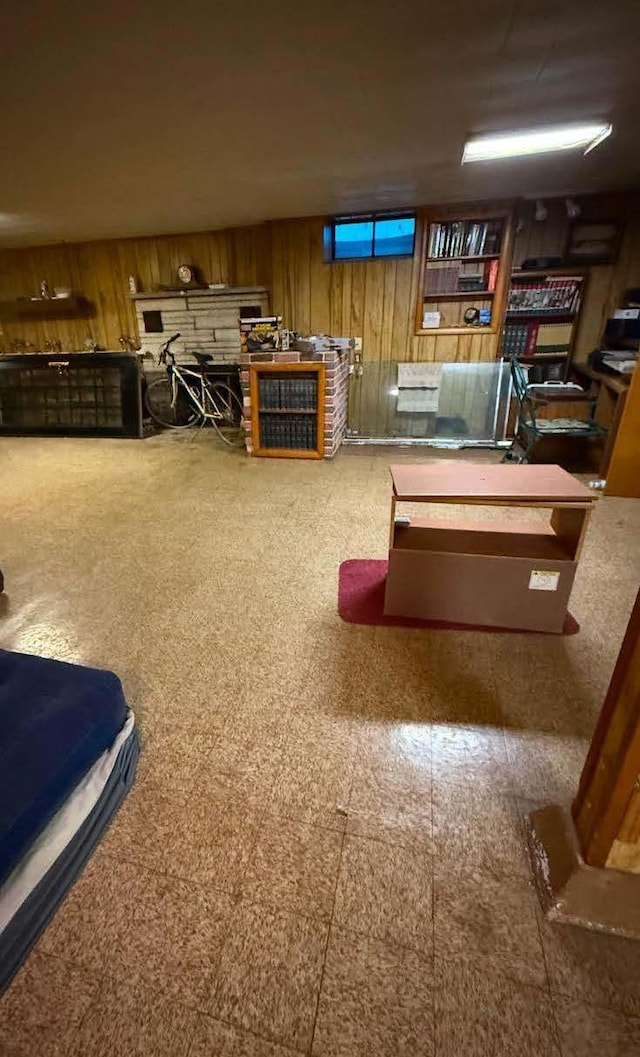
[241,347,350,458]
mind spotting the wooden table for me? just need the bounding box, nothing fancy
[384,463,595,633]
[572,364,631,479]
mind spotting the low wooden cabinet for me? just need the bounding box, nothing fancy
[0,352,142,437]
[249,363,325,459]
[383,463,594,633]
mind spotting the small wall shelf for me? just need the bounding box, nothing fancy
[0,297,92,321]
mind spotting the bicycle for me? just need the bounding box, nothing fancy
[144,333,245,446]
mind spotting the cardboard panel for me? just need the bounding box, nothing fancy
[384,548,576,633]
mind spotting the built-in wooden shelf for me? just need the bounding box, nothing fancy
[0,296,91,321]
[423,290,495,301]
[425,253,501,263]
[416,325,495,336]
[505,311,577,321]
[415,208,514,335]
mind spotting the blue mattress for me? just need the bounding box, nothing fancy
[0,649,128,887]
[0,722,139,993]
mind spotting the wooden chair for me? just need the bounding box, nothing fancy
[505,355,607,463]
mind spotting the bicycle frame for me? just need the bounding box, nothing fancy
[167,364,226,421]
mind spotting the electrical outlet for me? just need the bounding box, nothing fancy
[354,336,362,352]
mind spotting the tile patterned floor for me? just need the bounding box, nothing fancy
[1,434,640,1055]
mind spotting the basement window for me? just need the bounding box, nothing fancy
[325,212,416,261]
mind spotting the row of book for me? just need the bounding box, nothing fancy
[502,320,574,357]
[424,259,499,295]
[427,219,502,259]
[259,377,318,410]
[507,278,582,315]
[260,413,317,450]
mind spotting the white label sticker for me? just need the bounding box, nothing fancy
[529,570,560,592]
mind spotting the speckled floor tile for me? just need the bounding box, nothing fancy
[503,731,590,802]
[43,853,233,1008]
[103,772,263,891]
[539,913,640,1016]
[204,726,287,794]
[38,852,150,971]
[333,835,433,951]
[207,901,328,1050]
[434,958,560,1056]
[109,868,234,1008]
[312,927,434,1056]
[431,724,513,794]
[432,782,530,879]
[0,950,98,1057]
[269,742,356,832]
[65,976,199,1057]
[240,816,343,922]
[434,865,547,988]
[189,1017,299,1057]
[346,760,432,848]
[554,996,640,1056]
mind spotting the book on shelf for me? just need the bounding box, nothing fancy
[260,412,317,450]
[486,259,499,293]
[502,319,573,358]
[424,258,498,296]
[258,373,318,411]
[507,277,582,314]
[427,218,503,260]
[535,322,573,353]
[525,322,539,355]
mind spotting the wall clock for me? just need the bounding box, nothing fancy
[177,263,196,286]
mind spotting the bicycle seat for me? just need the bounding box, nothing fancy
[194,352,214,365]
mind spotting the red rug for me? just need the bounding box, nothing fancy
[338,559,579,635]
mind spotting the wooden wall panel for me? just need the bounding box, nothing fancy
[1,192,639,435]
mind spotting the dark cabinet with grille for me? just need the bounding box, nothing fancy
[0,353,142,437]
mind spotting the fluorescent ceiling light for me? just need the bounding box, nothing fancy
[462,123,612,163]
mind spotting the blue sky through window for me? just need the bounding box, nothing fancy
[333,220,374,259]
[374,216,415,257]
[331,214,415,260]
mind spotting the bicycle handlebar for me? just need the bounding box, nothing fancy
[157,333,181,365]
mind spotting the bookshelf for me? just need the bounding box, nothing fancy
[502,270,586,381]
[415,209,513,334]
[249,363,325,459]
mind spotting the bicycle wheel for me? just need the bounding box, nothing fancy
[145,377,202,429]
[209,383,245,447]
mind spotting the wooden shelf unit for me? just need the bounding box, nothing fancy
[249,362,325,459]
[502,271,586,380]
[383,462,594,633]
[415,207,514,335]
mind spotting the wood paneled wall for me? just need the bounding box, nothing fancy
[0,226,271,355]
[1,191,638,388]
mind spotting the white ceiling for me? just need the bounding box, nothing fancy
[2,0,639,246]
